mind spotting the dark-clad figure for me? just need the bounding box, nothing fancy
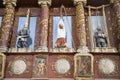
[17,26,32,48]
[17,9,32,48]
[94,27,107,47]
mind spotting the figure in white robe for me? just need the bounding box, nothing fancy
[55,18,67,48]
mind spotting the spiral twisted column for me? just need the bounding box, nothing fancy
[0,0,17,52]
[73,0,89,53]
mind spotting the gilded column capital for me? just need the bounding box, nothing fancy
[38,0,51,6]
[73,0,87,6]
[110,0,120,5]
[3,0,17,6]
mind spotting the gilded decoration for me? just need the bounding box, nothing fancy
[3,0,17,6]
[73,0,87,5]
[0,53,6,79]
[75,2,86,47]
[38,0,51,6]
[110,0,120,5]
[8,56,30,76]
[0,3,15,41]
[74,54,94,80]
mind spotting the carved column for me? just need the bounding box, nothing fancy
[0,0,16,52]
[74,0,89,53]
[37,0,51,52]
[110,0,120,51]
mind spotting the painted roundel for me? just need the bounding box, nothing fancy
[11,59,27,75]
[54,58,70,74]
[98,58,115,75]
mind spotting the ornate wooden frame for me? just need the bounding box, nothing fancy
[74,53,94,80]
[0,53,6,79]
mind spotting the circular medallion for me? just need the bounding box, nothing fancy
[11,59,27,75]
[98,58,115,74]
[54,58,70,74]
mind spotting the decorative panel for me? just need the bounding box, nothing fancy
[98,58,116,75]
[32,54,48,78]
[54,58,71,74]
[74,53,94,80]
[94,54,120,79]
[48,54,74,78]
[10,59,27,75]
[5,55,33,78]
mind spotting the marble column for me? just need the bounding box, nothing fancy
[110,0,120,51]
[37,0,51,52]
[0,0,16,52]
[73,0,89,53]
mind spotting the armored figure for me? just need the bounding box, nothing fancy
[17,26,32,48]
[94,27,107,47]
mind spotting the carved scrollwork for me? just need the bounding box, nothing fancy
[0,4,15,41]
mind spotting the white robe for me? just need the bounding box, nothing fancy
[57,18,66,38]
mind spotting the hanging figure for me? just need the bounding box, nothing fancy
[55,18,67,48]
[94,27,107,47]
[17,9,32,48]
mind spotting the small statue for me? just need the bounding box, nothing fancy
[17,9,32,48]
[17,26,32,48]
[94,27,107,47]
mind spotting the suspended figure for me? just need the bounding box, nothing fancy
[94,27,107,47]
[55,5,68,48]
[17,9,32,48]
[55,18,67,48]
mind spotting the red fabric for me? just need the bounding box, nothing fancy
[55,38,67,47]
